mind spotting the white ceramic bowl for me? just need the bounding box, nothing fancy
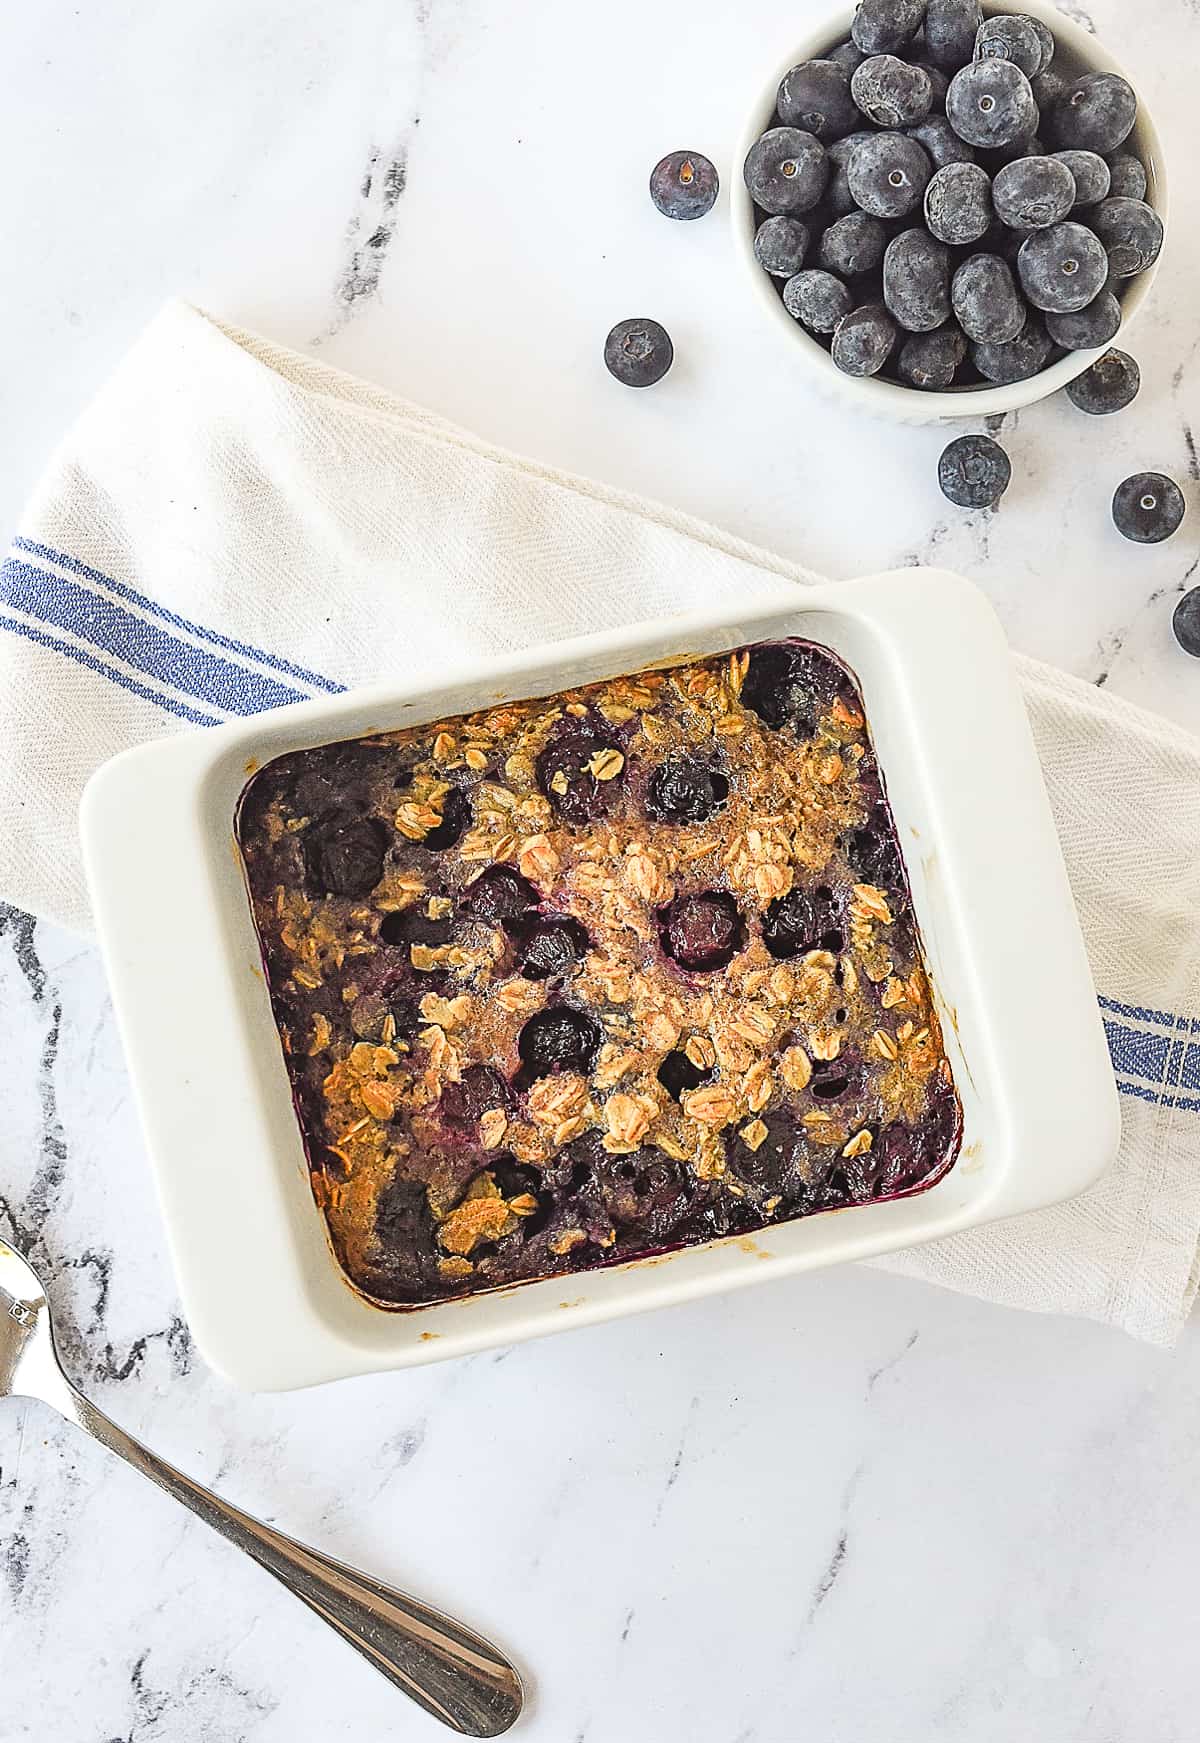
[732,0,1168,423]
[80,568,1119,1391]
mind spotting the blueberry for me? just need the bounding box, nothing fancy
[1065,348,1140,415]
[461,863,540,928]
[983,132,1044,170]
[604,318,673,387]
[1089,196,1164,279]
[647,756,730,824]
[925,0,982,69]
[517,915,590,980]
[1018,220,1108,313]
[1048,72,1137,155]
[847,132,933,218]
[517,1006,603,1077]
[843,807,907,892]
[1026,16,1055,74]
[908,113,977,168]
[883,228,952,332]
[1106,152,1148,202]
[898,323,967,388]
[851,0,928,55]
[915,60,951,109]
[762,885,842,959]
[305,811,388,898]
[421,786,471,851]
[350,987,420,1043]
[924,160,993,244]
[809,1045,867,1104]
[818,210,888,277]
[784,269,855,335]
[659,891,747,972]
[946,60,1039,150]
[371,1176,438,1299]
[832,301,899,377]
[992,153,1074,228]
[951,252,1026,344]
[743,126,828,215]
[974,15,1042,79]
[1031,68,1068,113]
[777,60,860,141]
[740,643,819,730]
[441,1064,511,1129]
[1045,291,1122,350]
[754,215,811,277]
[938,434,1011,508]
[1172,588,1200,658]
[826,130,877,215]
[972,316,1052,383]
[725,1107,807,1191]
[379,904,453,948]
[649,150,719,220]
[657,1049,713,1102]
[1112,473,1185,545]
[852,54,934,127]
[1052,149,1110,208]
[828,39,868,75]
[536,716,626,823]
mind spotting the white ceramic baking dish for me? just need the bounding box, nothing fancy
[81,569,1119,1391]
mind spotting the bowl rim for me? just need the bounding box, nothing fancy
[730,0,1169,423]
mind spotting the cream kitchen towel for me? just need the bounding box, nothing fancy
[3,300,1198,1345]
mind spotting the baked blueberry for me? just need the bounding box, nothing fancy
[951,253,1026,345]
[1112,473,1186,545]
[517,1006,603,1077]
[657,1049,714,1102]
[1048,72,1137,155]
[1045,291,1122,350]
[604,318,673,387]
[460,863,540,928]
[517,915,590,980]
[1018,221,1108,313]
[369,1176,439,1299]
[844,807,906,892]
[972,316,1052,382]
[441,1064,511,1129]
[852,54,934,127]
[946,60,1039,150]
[754,215,811,277]
[810,1045,867,1103]
[992,153,1075,228]
[832,302,899,377]
[1052,149,1111,208]
[826,131,877,215]
[938,434,1012,508]
[1172,588,1200,658]
[762,885,842,959]
[898,324,967,389]
[924,160,993,244]
[421,786,471,851]
[649,150,719,220]
[974,15,1042,78]
[647,756,730,824]
[350,987,421,1042]
[883,229,952,333]
[726,1107,807,1190]
[740,642,820,730]
[379,904,453,948]
[1090,196,1164,278]
[743,126,828,215]
[924,0,983,69]
[306,811,388,898]
[818,210,888,277]
[907,113,977,169]
[777,60,860,141]
[1065,349,1140,415]
[659,891,747,972]
[536,716,626,823]
[847,131,933,218]
[1106,151,1147,202]
[851,0,928,55]
[785,268,855,334]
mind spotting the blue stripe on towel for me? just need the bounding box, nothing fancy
[13,536,345,695]
[0,614,221,725]
[1,558,307,715]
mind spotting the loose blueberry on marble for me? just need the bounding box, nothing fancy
[649,150,719,220]
[972,316,1052,383]
[1065,349,1140,416]
[1048,72,1137,155]
[818,210,888,277]
[1045,291,1122,351]
[460,863,540,929]
[924,0,983,69]
[946,60,1039,150]
[777,60,860,141]
[847,131,933,219]
[1090,197,1164,278]
[924,160,993,244]
[517,915,591,980]
[851,0,928,55]
[1018,221,1109,313]
[761,885,843,959]
[951,253,1026,345]
[306,811,388,898]
[1172,589,1200,659]
[1112,473,1186,545]
[974,15,1043,79]
[743,126,828,215]
[852,54,934,128]
[1052,150,1111,209]
[1106,152,1148,202]
[784,269,855,334]
[518,1006,603,1077]
[938,434,1012,508]
[884,229,952,332]
[754,215,811,278]
[647,756,729,824]
[992,154,1075,228]
[898,324,967,389]
[604,318,673,387]
[832,302,900,378]
[908,113,977,169]
[659,891,747,972]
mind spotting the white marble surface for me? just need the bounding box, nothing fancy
[2,0,1200,1738]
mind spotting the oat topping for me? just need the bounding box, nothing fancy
[236,638,961,1309]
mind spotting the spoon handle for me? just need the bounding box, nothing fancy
[64,1386,523,1737]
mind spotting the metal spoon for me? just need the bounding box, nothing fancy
[0,1236,523,1736]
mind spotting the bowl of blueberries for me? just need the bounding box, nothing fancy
[732,0,1167,421]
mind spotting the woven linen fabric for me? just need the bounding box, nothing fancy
[3,300,1198,1345]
